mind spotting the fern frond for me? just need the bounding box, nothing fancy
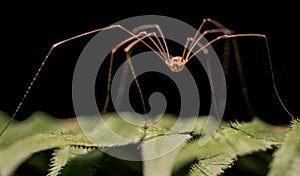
[0,133,69,176]
[47,146,71,176]
[141,116,208,176]
[189,153,236,176]
[0,111,76,149]
[0,112,142,176]
[0,111,291,176]
[175,118,283,176]
[142,133,192,176]
[58,149,105,176]
[268,119,300,176]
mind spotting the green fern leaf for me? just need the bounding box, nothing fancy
[57,148,104,176]
[47,147,71,176]
[189,153,236,176]
[0,111,290,176]
[142,115,208,176]
[47,146,99,176]
[142,133,191,176]
[0,111,79,176]
[175,117,283,176]
[0,111,76,149]
[268,119,300,176]
[0,133,69,175]
[0,112,142,176]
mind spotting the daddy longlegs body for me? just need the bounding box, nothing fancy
[0,18,296,137]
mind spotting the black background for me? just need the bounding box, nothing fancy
[0,2,299,125]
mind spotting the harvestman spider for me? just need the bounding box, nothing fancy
[0,18,295,137]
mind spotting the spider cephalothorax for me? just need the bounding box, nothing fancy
[166,56,186,72]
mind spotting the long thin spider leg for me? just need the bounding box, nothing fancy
[181,38,193,60]
[102,32,148,113]
[190,18,231,46]
[222,38,231,79]
[150,34,169,62]
[112,31,148,53]
[126,32,168,62]
[185,37,210,54]
[124,32,165,60]
[206,56,220,118]
[0,24,168,137]
[132,25,168,60]
[205,19,232,102]
[231,38,255,116]
[183,36,209,60]
[121,32,176,130]
[111,31,166,61]
[187,18,231,61]
[188,34,296,119]
[0,25,128,137]
[0,25,141,137]
[188,39,221,119]
[0,25,131,137]
[188,18,207,51]
[207,18,232,34]
[123,33,167,114]
[188,35,258,62]
[103,32,163,113]
[193,32,249,118]
[193,18,254,116]
[132,24,170,61]
[125,51,148,129]
[185,29,232,61]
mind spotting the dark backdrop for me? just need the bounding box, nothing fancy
[0,2,298,125]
